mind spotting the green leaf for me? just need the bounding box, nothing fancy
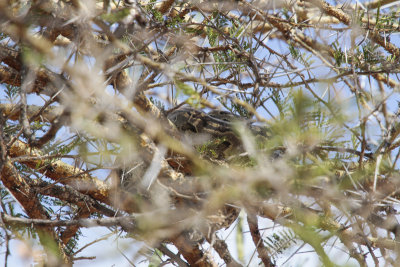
[174,80,201,107]
[100,8,131,24]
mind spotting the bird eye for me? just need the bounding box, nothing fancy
[168,114,177,122]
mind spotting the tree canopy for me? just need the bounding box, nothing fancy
[0,0,400,266]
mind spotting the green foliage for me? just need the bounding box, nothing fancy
[360,41,382,65]
[289,43,314,67]
[229,23,244,39]
[0,188,13,207]
[149,96,166,112]
[196,136,237,160]
[149,248,163,267]
[206,27,218,47]
[165,14,184,29]
[21,45,45,67]
[31,121,48,133]
[236,214,245,263]
[4,85,19,103]
[145,1,163,22]
[332,41,344,66]
[373,5,399,31]
[174,80,201,107]
[76,135,118,168]
[100,8,131,24]
[289,43,300,60]
[212,11,229,28]
[292,224,333,266]
[379,11,399,30]
[205,12,229,47]
[264,229,297,259]
[0,32,7,41]
[270,90,319,142]
[217,96,252,118]
[45,135,82,157]
[65,229,81,255]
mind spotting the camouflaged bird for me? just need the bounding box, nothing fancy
[167,108,239,141]
[167,107,267,231]
[167,107,270,158]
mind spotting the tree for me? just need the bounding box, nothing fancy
[0,0,399,266]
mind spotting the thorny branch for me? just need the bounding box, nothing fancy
[0,0,400,266]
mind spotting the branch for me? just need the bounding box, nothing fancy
[1,213,136,231]
[0,103,64,122]
[247,213,275,267]
[365,0,399,9]
[207,236,242,267]
[30,179,119,218]
[257,203,400,250]
[0,45,59,96]
[157,244,190,267]
[306,0,400,58]
[60,208,91,245]
[8,140,110,201]
[0,160,70,264]
[172,234,217,267]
